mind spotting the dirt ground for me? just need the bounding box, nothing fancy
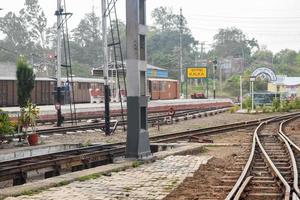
[164,146,247,200]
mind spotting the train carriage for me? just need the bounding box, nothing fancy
[0,76,179,107]
[148,78,179,100]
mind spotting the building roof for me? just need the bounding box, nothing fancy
[93,62,167,71]
[147,64,167,71]
[148,78,178,82]
[272,75,300,86]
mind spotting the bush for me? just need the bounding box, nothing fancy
[0,110,15,136]
[16,57,35,108]
[272,98,280,112]
[229,105,239,113]
[243,97,252,110]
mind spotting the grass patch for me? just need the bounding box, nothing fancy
[76,173,102,182]
[18,189,43,196]
[171,179,179,185]
[198,146,208,153]
[123,186,133,192]
[132,160,143,168]
[54,180,71,187]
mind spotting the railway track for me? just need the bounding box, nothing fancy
[224,113,300,200]
[34,107,229,136]
[0,112,272,189]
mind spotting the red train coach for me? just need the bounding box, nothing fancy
[0,76,55,107]
[0,76,179,107]
[148,78,179,100]
[0,77,105,107]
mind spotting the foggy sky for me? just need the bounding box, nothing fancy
[1,0,300,53]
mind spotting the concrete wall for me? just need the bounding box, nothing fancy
[0,144,80,162]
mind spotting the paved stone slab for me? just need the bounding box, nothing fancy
[5,155,211,200]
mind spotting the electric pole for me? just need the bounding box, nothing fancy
[102,0,111,135]
[179,8,183,98]
[213,58,217,99]
[219,62,222,95]
[55,0,63,127]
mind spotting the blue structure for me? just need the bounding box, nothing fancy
[147,64,168,78]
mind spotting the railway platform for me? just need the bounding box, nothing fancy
[1,98,233,122]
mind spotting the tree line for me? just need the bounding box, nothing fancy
[0,1,300,97]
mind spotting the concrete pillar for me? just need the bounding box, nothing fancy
[125,0,151,159]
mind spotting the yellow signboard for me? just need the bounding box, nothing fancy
[187,67,207,78]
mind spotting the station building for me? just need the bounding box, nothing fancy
[268,75,300,98]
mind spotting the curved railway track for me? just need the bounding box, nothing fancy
[225,113,300,200]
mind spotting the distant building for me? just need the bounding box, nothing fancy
[146,64,168,78]
[91,62,169,79]
[268,75,300,98]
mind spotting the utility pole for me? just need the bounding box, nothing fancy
[213,58,217,99]
[219,63,222,95]
[200,42,204,59]
[125,0,151,158]
[102,0,111,135]
[240,75,243,111]
[55,0,63,127]
[179,8,184,98]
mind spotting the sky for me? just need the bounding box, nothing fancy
[1,0,300,53]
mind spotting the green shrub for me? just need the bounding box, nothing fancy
[272,98,280,112]
[243,97,252,110]
[0,110,15,136]
[229,105,239,113]
[16,57,35,108]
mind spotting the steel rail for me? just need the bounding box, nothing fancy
[279,116,300,197]
[225,120,262,200]
[255,128,291,200]
[225,113,300,200]
[233,176,253,200]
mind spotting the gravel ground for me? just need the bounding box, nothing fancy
[283,118,300,146]
[39,112,277,146]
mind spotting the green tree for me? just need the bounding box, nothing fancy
[0,12,29,61]
[250,49,274,70]
[19,0,48,49]
[211,27,258,64]
[16,57,35,107]
[0,0,49,63]
[273,49,298,75]
[71,12,102,67]
[148,7,199,78]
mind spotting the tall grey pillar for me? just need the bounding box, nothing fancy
[125,0,151,159]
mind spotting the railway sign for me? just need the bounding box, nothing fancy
[251,67,277,82]
[187,67,207,79]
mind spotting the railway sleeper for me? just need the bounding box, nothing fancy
[244,192,283,200]
[247,185,282,193]
[250,179,278,186]
[224,170,242,175]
